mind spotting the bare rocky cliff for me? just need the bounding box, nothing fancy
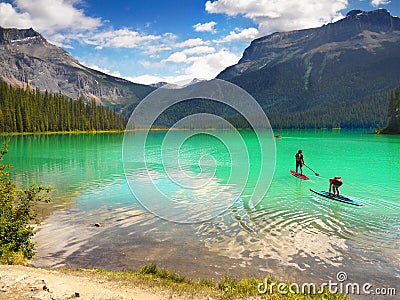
[219,9,400,80]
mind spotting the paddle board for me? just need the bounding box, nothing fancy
[310,188,364,206]
[290,170,310,180]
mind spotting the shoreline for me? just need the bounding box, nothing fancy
[0,264,206,300]
[0,264,349,300]
[0,127,380,136]
[31,200,400,292]
[0,129,126,136]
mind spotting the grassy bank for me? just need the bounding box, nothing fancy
[70,264,349,300]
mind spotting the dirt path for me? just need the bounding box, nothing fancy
[0,265,207,300]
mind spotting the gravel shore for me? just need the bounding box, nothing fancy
[0,265,207,300]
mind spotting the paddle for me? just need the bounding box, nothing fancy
[304,164,319,176]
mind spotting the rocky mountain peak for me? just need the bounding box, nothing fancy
[219,9,400,78]
[338,8,398,33]
[345,8,392,18]
[346,10,364,17]
[0,26,44,45]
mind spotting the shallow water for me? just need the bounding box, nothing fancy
[3,130,399,293]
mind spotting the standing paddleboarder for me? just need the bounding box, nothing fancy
[295,149,304,174]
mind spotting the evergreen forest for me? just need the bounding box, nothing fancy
[0,80,127,133]
[378,86,400,134]
[0,78,398,132]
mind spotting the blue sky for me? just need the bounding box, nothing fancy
[0,0,398,85]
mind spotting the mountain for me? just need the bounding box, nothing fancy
[150,82,168,88]
[0,26,154,116]
[217,9,400,128]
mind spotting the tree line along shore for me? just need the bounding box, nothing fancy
[0,79,399,133]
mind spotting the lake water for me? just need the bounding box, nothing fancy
[3,130,399,293]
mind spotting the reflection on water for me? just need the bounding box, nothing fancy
[4,133,124,207]
[3,131,400,288]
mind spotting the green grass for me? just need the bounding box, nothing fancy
[0,249,29,265]
[71,264,350,300]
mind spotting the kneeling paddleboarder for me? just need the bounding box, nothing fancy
[329,176,343,196]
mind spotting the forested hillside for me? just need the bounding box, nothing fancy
[0,80,127,133]
[266,90,390,129]
[378,86,400,134]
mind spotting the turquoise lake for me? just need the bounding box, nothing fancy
[3,130,399,290]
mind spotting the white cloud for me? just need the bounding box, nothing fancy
[163,52,188,63]
[221,27,259,42]
[175,38,208,48]
[46,32,75,48]
[0,0,101,34]
[86,64,122,78]
[128,74,164,85]
[184,46,216,55]
[163,45,216,63]
[205,0,348,35]
[158,46,240,84]
[371,0,391,6]
[87,28,161,49]
[0,3,33,29]
[0,0,102,48]
[184,49,240,79]
[193,21,217,33]
[132,49,240,85]
[145,46,172,56]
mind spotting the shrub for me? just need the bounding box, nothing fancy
[0,141,51,264]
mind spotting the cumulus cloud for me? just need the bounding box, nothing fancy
[184,46,216,55]
[160,47,239,83]
[128,74,165,85]
[163,46,216,63]
[163,52,188,63]
[86,28,161,50]
[193,21,217,33]
[184,49,240,79]
[0,3,33,29]
[220,27,259,42]
[147,49,240,84]
[175,38,209,48]
[371,0,391,6]
[205,0,348,34]
[0,0,102,48]
[0,0,101,34]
